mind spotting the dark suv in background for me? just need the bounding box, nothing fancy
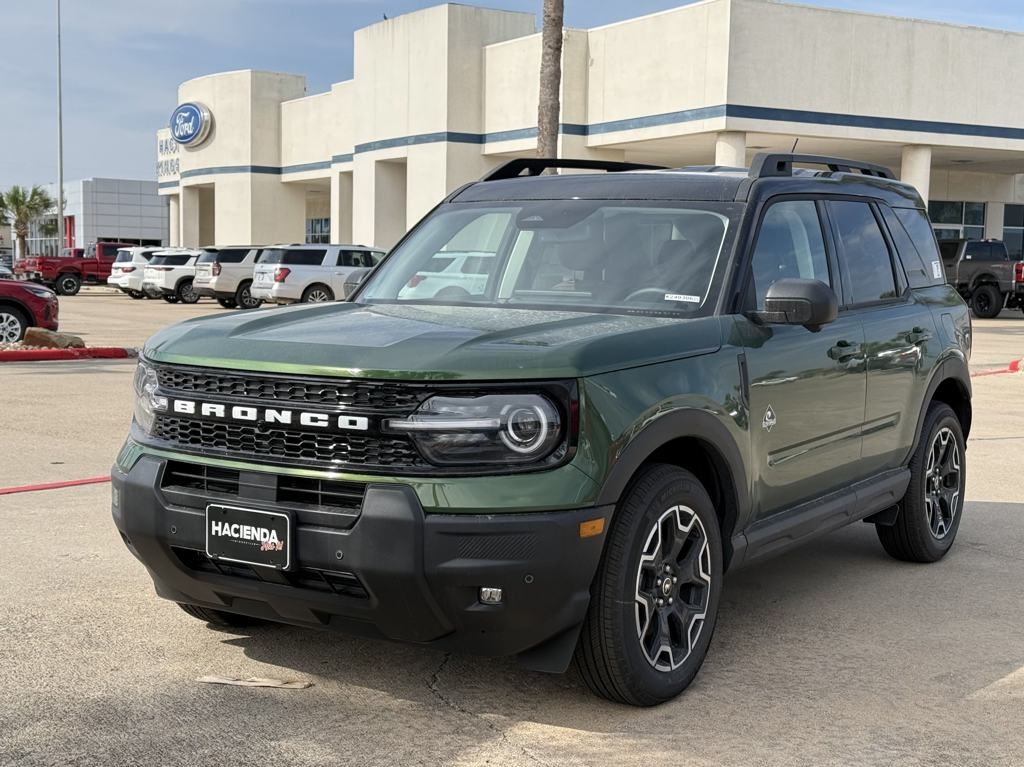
[113,154,971,706]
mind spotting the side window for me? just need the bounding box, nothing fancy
[282,249,327,266]
[749,200,830,310]
[828,201,897,304]
[964,242,992,261]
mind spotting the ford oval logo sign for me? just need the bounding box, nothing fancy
[170,102,212,147]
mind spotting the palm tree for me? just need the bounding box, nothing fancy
[536,0,564,161]
[0,185,56,259]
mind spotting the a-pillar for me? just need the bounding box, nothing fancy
[900,145,932,204]
[180,186,200,248]
[715,131,746,167]
[167,194,180,247]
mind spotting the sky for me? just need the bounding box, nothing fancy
[1,0,1022,188]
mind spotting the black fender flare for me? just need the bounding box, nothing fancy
[968,273,1000,292]
[595,408,749,562]
[906,353,972,461]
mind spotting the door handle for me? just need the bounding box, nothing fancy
[828,340,861,362]
[907,326,931,345]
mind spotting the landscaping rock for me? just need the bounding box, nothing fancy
[23,328,86,349]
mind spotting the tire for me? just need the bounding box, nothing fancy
[970,284,1003,319]
[177,603,263,628]
[0,305,28,343]
[235,280,262,310]
[127,290,146,300]
[162,295,180,304]
[301,284,334,303]
[54,272,82,296]
[876,402,966,563]
[217,297,237,309]
[575,464,723,706]
[177,279,199,304]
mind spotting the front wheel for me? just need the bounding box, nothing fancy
[54,273,82,296]
[0,306,28,343]
[876,402,966,562]
[970,285,1003,319]
[575,464,723,706]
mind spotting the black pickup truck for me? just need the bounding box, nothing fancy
[939,239,1024,318]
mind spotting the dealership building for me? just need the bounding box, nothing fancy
[156,0,1024,255]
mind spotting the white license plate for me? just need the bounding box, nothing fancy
[256,272,271,285]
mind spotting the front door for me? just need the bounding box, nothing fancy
[738,198,867,520]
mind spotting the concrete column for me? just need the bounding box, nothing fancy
[715,131,746,167]
[330,171,354,244]
[180,186,200,247]
[373,160,408,250]
[985,201,1004,240]
[900,145,932,204]
[167,194,180,247]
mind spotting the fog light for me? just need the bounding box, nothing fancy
[479,587,503,605]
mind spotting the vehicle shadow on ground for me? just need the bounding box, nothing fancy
[223,502,1024,734]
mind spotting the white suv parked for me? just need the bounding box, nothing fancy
[193,246,264,310]
[142,249,202,304]
[108,247,161,299]
[251,244,384,304]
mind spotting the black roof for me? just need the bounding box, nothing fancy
[450,154,924,209]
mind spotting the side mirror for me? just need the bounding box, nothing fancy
[759,278,838,331]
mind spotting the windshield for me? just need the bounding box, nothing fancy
[358,201,739,315]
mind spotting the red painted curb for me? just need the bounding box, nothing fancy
[0,347,132,362]
[0,475,111,496]
[970,358,1023,378]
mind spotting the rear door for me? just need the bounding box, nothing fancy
[738,198,867,520]
[330,249,367,295]
[827,200,938,476]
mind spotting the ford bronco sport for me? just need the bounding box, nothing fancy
[112,155,972,706]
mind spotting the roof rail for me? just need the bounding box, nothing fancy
[480,157,666,182]
[749,153,896,180]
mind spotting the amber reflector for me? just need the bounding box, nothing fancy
[579,518,605,538]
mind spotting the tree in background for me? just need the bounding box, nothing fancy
[0,185,56,259]
[537,0,564,160]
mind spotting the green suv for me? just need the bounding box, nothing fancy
[112,154,972,706]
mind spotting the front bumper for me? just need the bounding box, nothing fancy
[111,455,612,671]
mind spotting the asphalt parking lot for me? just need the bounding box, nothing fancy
[2,293,1023,766]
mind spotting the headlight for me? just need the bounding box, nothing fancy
[23,284,55,298]
[385,393,566,466]
[133,361,167,433]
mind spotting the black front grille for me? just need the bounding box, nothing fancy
[155,367,425,410]
[153,416,424,470]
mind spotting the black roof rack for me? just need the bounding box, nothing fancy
[749,153,896,180]
[480,157,666,181]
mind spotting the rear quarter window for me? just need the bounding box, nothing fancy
[885,207,946,287]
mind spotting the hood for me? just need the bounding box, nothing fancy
[144,302,723,380]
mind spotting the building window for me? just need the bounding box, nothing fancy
[1003,205,1024,259]
[306,218,330,244]
[928,200,985,242]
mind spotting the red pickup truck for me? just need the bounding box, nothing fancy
[14,242,132,295]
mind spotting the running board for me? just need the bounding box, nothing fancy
[729,468,910,569]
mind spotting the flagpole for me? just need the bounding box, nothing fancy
[56,0,65,255]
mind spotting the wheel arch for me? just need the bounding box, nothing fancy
[968,273,1000,291]
[910,355,972,459]
[595,410,748,570]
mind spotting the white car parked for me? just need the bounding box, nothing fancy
[193,246,265,310]
[251,244,384,304]
[142,249,202,304]
[108,247,161,299]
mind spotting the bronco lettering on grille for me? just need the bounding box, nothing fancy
[169,398,369,432]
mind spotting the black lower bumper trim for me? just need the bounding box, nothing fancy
[111,455,612,671]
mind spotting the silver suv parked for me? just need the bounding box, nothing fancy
[193,246,264,310]
[251,244,384,304]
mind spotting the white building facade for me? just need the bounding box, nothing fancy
[156,0,1024,256]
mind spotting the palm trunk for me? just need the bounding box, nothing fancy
[537,0,564,161]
